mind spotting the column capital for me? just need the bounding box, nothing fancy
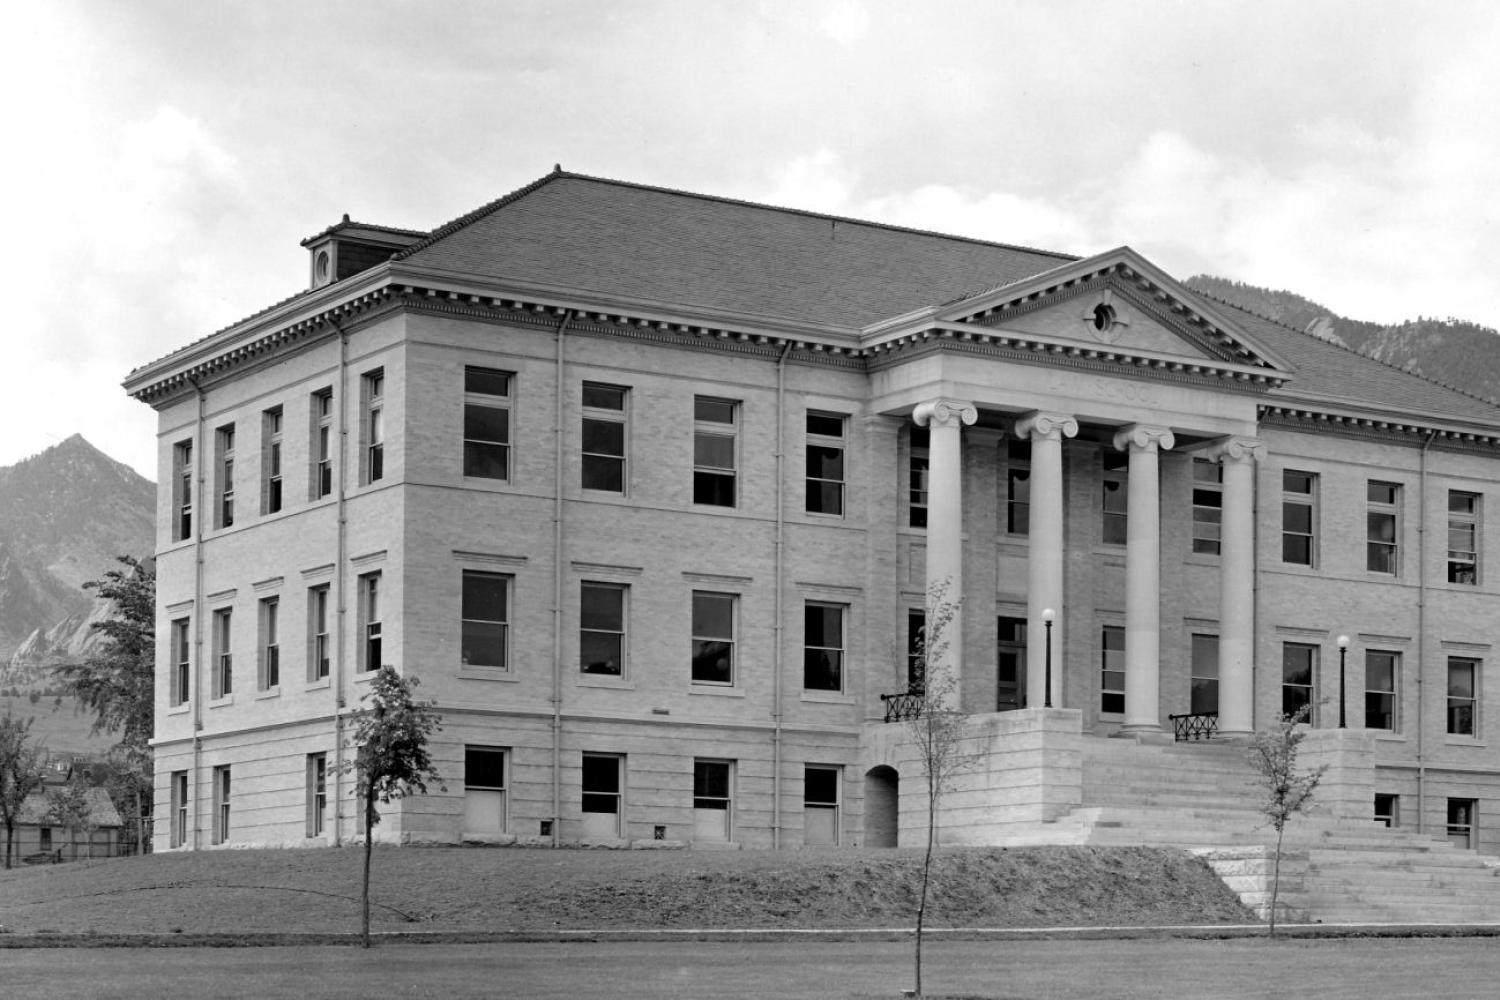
[1202,435,1267,464]
[913,399,978,430]
[1014,411,1079,443]
[1113,424,1175,453]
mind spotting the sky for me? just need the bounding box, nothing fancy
[3,0,1497,481]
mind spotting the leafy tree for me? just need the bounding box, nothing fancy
[45,772,98,860]
[343,666,443,947]
[0,713,47,868]
[903,582,972,997]
[54,555,155,854]
[1246,706,1327,937]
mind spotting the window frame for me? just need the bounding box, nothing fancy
[464,745,509,835]
[1367,480,1401,575]
[908,426,929,529]
[693,396,738,507]
[803,765,841,846]
[1447,656,1479,737]
[1101,451,1127,546]
[463,366,513,481]
[212,765,231,845]
[171,617,191,706]
[805,411,846,517]
[1005,439,1031,536]
[1448,797,1478,849]
[1374,792,1399,828]
[1282,642,1318,722]
[580,581,627,677]
[311,387,334,499]
[1100,624,1126,715]
[1190,633,1220,715]
[258,596,280,691]
[263,406,284,514]
[215,424,236,529]
[1191,458,1224,556]
[1281,470,1317,566]
[580,752,624,836]
[211,606,233,699]
[170,769,189,848]
[461,570,511,670]
[308,585,330,681]
[362,369,385,485]
[358,572,382,674]
[173,440,194,541]
[690,590,737,686]
[1448,490,1480,585]
[580,382,628,494]
[802,601,846,693]
[996,615,1027,712]
[306,753,327,838]
[1365,649,1399,732]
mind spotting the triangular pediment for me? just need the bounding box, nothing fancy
[926,247,1293,375]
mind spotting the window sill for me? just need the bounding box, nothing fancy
[1372,732,1405,742]
[255,687,281,701]
[800,691,855,705]
[690,685,746,698]
[353,671,376,685]
[208,695,234,709]
[578,675,634,690]
[803,511,847,521]
[1445,736,1485,748]
[459,666,517,682]
[304,678,332,692]
[166,703,190,716]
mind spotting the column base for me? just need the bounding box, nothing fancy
[1113,725,1172,746]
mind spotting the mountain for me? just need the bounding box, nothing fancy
[1185,275,1500,403]
[0,435,154,687]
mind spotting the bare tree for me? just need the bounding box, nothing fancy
[342,666,443,947]
[1246,705,1326,937]
[0,713,47,868]
[903,582,971,997]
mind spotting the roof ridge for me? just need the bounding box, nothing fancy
[395,166,1081,266]
[1193,289,1500,411]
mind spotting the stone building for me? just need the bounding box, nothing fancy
[126,169,1500,855]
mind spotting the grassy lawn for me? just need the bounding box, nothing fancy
[0,844,1252,936]
[3,938,1499,999]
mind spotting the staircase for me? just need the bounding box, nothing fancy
[1028,736,1500,923]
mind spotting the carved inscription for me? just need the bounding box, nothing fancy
[1045,370,1165,407]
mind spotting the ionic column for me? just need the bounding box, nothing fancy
[1204,436,1265,738]
[1014,411,1078,708]
[913,399,977,710]
[1113,424,1175,733]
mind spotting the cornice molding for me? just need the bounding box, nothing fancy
[1257,406,1500,452]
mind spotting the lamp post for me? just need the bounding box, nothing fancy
[1043,608,1056,709]
[1337,635,1350,729]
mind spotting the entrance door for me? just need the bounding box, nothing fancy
[997,616,1027,711]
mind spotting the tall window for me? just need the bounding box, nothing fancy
[311,387,334,499]
[693,759,734,843]
[1101,625,1125,714]
[1448,798,1477,849]
[215,425,236,529]
[803,602,845,692]
[173,440,194,541]
[1374,793,1399,829]
[1448,657,1479,736]
[170,770,188,848]
[803,765,840,847]
[996,616,1027,711]
[263,406,283,514]
[212,766,231,845]
[1282,642,1318,720]
[1006,439,1031,536]
[1282,470,1317,566]
[358,572,382,673]
[580,582,626,676]
[1367,481,1400,574]
[805,412,845,516]
[461,571,509,668]
[464,746,507,834]
[1191,634,1219,715]
[211,607,233,699]
[1449,491,1480,584]
[258,596,280,691]
[907,610,926,693]
[1191,459,1223,555]
[362,369,385,484]
[463,366,512,480]
[581,753,623,838]
[1101,452,1128,545]
[171,617,191,706]
[693,396,737,506]
[691,591,736,685]
[908,426,929,528]
[1365,650,1398,731]
[306,753,327,838]
[308,585,330,681]
[581,382,627,492]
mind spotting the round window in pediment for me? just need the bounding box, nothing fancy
[1092,302,1117,333]
[315,250,331,283]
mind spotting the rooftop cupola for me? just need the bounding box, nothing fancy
[300,215,426,290]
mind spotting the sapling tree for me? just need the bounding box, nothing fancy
[1247,705,1327,937]
[903,582,972,998]
[343,666,443,947]
[0,713,46,868]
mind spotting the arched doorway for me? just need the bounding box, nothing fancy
[864,765,899,848]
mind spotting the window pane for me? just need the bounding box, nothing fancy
[692,641,733,683]
[695,398,735,423]
[583,384,626,410]
[465,367,511,396]
[695,433,735,469]
[809,481,844,515]
[464,441,509,479]
[582,456,624,492]
[807,413,843,437]
[465,404,509,442]
[581,632,623,675]
[805,767,838,805]
[582,755,619,794]
[694,761,730,800]
[805,605,841,646]
[463,573,507,620]
[694,472,736,506]
[462,622,508,667]
[465,748,506,789]
[582,418,624,455]
[1284,471,1313,494]
[692,593,733,637]
[807,445,844,480]
[581,585,622,630]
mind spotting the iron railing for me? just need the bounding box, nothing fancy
[880,692,925,723]
[1169,711,1219,742]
